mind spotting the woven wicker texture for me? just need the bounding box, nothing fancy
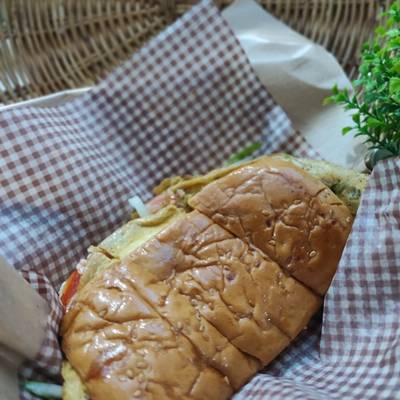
[0,0,390,105]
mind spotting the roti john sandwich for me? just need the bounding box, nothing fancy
[59,154,367,400]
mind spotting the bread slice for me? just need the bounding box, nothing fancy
[275,154,368,215]
[152,155,367,216]
[189,157,353,295]
[61,156,358,399]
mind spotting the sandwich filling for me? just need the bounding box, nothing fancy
[60,156,364,400]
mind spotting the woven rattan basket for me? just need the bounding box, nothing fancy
[0,0,390,105]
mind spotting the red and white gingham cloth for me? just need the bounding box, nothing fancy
[0,1,397,399]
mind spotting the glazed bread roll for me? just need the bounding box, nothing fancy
[189,157,353,294]
[61,156,362,400]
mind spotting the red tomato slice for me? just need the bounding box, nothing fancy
[60,270,80,308]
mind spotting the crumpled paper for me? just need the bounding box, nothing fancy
[223,0,367,170]
[0,1,398,399]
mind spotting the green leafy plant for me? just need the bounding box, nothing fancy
[325,1,400,158]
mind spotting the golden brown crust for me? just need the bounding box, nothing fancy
[62,212,322,399]
[150,155,367,217]
[189,158,353,295]
[126,211,290,368]
[132,210,320,342]
[62,157,353,399]
[275,154,368,215]
[61,259,233,400]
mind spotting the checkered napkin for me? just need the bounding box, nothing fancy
[0,1,397,399]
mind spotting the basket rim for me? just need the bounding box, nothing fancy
[0,86,91,111]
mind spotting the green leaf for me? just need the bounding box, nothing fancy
[375,26,386,36]
[342,126,353,135]
[225,142,262,165]
[352,113,360,124]
[332,94,344,103]
[367,117,384,128]
[331,84,339,95]
[353,79,363,87]
[389,77,400,95]
[323,95,335,105]
[386,28,400,38]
